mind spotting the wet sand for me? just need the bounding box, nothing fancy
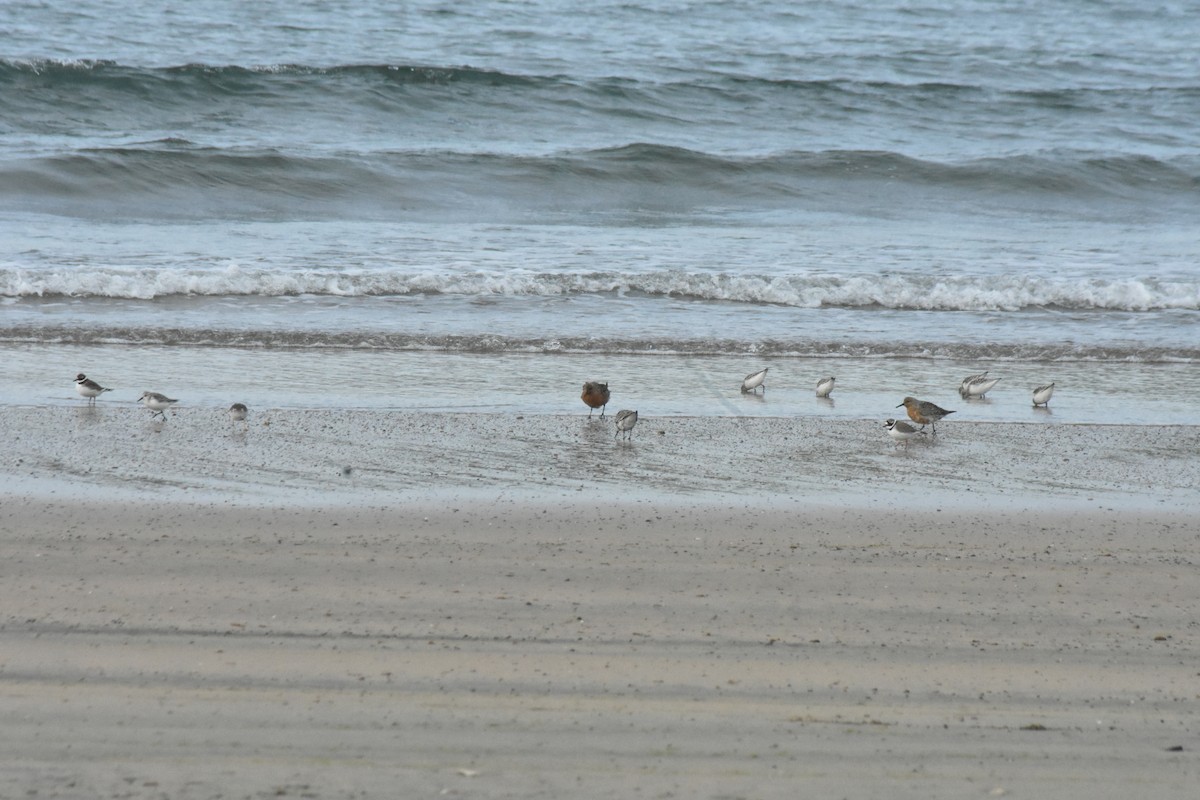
[1,408,1198,797]
[3,405,1199,505]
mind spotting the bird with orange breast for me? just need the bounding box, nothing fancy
[581,381,610,418]
[896,396,956,434]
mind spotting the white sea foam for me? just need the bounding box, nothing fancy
[3,267,1197,312]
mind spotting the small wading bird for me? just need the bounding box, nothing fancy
[815,376,835,398]
[896,396,956,435]
[581,381,610,417]
[1032,382,1055,407]
[960,373,1000,399]
[741,367,768,394]
[139,391,178,420]
[229,402,249,428]
[958,371,988,395]
[74,373,112,404]
[884,418,925,450]
[614,409,638,440]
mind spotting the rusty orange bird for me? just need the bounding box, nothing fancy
[581,381,610,418]
[896,396,955,434]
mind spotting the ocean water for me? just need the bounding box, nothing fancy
[2,0,1198,423]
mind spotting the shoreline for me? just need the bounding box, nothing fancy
[5,343,1200,424]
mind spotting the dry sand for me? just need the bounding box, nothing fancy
[1,407,1198,798]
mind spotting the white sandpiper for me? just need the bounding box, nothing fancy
[229,402,249,426]
[959,371,988,396]
[74,373,113,404]
[960,375,1000,399]
[1032,382,1055,407]
[614,409,638,440]
[741,367,768,394]
[139,391,178,420]
[815,376,835,398]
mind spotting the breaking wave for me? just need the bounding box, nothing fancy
[3,267,1196,312]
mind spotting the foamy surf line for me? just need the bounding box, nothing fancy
[2,408,1196,511]
[3,268,1197,310]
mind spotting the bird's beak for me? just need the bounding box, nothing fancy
[895,402,903,408]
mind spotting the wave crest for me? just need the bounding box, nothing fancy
[3,144,1196,224]
[3,267,1196,311]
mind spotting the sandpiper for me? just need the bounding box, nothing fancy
[958,371,988,395]
[960,375,1000,399]
[139,391,178,420]
[815,376,835,398]
[581,381,610,417]
[74,373,112,404]
[1032,382,1055,407]
[741,367,768,394]
[614,409,638,440]
[885,418,925,449]
[229,402,249,426]
[896,396,956,434]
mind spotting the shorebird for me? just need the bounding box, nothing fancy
[741,367,768,394]
[815,376,835,398]
[139,391,178,420]
[614,409,638,440]
[896,396,956,434]
[74,373,112,404]
[885,418,925,449]
[960,375,1000,399]
[228,402,249,428]
[1032,382,1055,407]
[581,381,610,417]
[958,371,988,395]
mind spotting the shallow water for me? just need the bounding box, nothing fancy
[8,343,1197,426]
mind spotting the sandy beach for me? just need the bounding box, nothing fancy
[2,408,1198,798]
[8,0,1200,796]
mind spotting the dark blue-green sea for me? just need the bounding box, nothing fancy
[2,0,1197,422]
